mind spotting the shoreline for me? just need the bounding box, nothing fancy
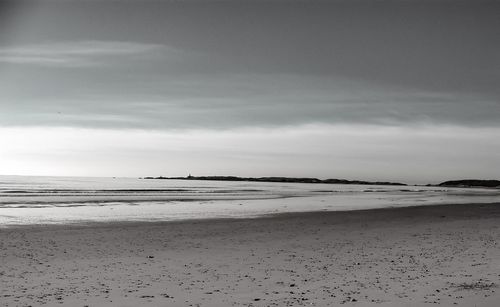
[3,201,500,230]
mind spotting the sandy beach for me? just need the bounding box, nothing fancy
[2,203,500,307]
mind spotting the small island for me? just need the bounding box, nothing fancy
[142,175,407,186]
[438,179,500,188]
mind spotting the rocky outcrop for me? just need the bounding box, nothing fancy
[438,179,500,188]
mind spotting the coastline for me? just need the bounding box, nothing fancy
[2,202,500,306]
[3,201,500,230]
[3,175,499,227]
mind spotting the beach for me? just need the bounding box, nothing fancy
[2,203,500,307]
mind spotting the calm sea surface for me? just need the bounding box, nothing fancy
[1,176,499,226]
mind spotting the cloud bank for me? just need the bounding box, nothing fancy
[0,41,167,67]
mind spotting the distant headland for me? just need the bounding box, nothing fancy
[142,175,407,186]
[437,179,500,188]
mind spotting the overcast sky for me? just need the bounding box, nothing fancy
[0,0,499,183]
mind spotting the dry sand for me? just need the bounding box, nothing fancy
[1,203,500,307]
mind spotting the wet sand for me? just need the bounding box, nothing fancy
[1,203,500,307]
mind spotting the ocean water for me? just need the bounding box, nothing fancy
[0,175,499,226]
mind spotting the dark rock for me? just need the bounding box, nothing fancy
[438,179,500,188]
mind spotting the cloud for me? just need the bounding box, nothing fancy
[0,72,499,130]
[0,40,167,67]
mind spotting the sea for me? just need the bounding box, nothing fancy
[1,175,499,226]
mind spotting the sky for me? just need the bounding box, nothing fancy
[0,0,499,184]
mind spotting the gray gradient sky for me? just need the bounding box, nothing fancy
[0,0,499,183]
